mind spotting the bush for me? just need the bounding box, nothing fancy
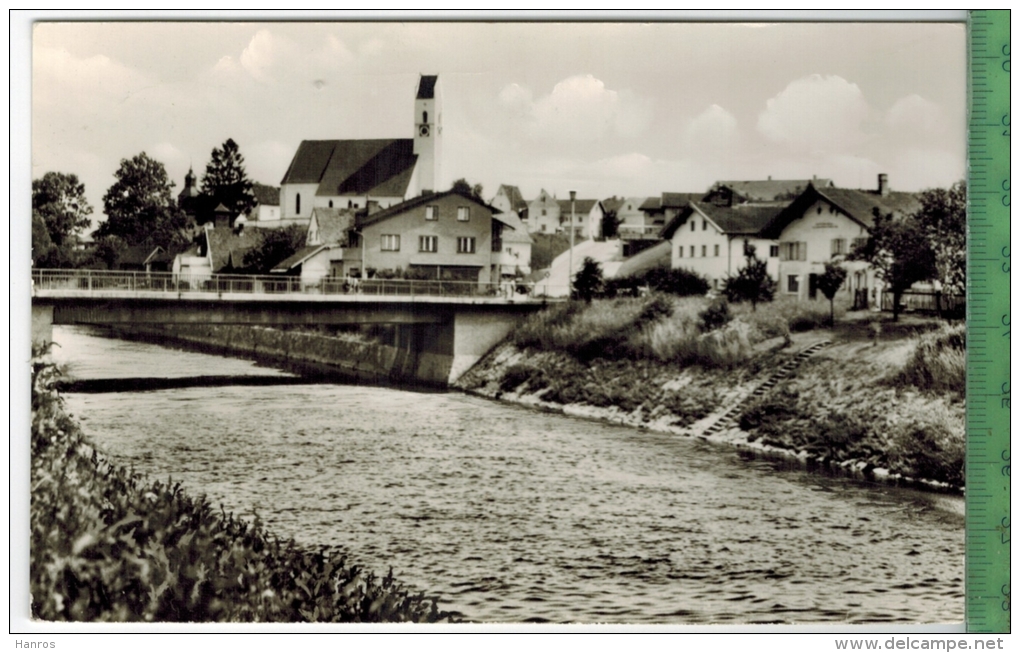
[499,363,544,393]
[887,407,965,486]
[30,353,451,623]
[698,298,732,332]
[603,266,709,298]
[895,323,966,394]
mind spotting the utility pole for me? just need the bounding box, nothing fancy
[569,190,576,300]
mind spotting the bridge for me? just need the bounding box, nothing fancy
[32,269,564,384]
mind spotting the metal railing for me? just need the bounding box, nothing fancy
[617,224,663,239]
[31,269,564,301]
[880,290,965,315]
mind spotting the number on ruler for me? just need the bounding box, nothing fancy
[1002,179,1010,207]
[1003,449,1011,477]
[1003,44,1010,72]
[1003,314,1010,339]
[1003,246,1010,274]
[1003,114,1010,137]
[1003,382,1011,409]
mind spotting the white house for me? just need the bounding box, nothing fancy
[278,74,442,220]
[527,189,560,234]
[660,201,784,289]
[762,175,920,305]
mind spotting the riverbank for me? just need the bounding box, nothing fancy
[30,350,452,622]
[454,295,965,493]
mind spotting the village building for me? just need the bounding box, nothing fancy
[172,221,268,280]
[762,174,919,306]
[526,189,560,234]
[490,184,528,222]
[557,198,604,241]
[704,177,833,206]
[660,202,784,289]
[278,74,442,220]
[248,183,281,222]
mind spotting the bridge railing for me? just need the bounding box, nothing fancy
[31,269,564,300]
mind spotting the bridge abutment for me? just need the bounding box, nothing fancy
[31,305,54,350]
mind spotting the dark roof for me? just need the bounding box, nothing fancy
[271,245,328,273]
[204,225,269,272]
[556,199,600,215]
[498,185,528,212]
[358,189,500,229]
[761,184,921,239]
[660,202,785,239]
[640,193,701,212]
[601,196,624,213]
[614,241,672,278]
[416,75,438,99]
[310,207,357,245]
[711,179,833,202]
[280,139,418,199]
[117,245,166,266]
[639,196,662,211]
[252,183,280,206]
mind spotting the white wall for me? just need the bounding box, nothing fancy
[776,199,870,301]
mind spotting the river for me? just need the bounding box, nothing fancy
[52,325,964,624]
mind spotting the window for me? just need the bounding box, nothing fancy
[702,220,708,231]
[787,275,800,293]
[419,235,437,252]
[714,244,720,257]
[422,110,428,123]
[817,206,823,214]
[457,207,470,222]
[329,200,333,208]
[779,242,807,261]
[831,238,848,256]
[689,245,695,257]
[381,234,400,251]
[769,245,780,258]
[425,205,438,221]
[691,221,695,232]
[542,209,547,216]
[295,193,301,214]
[677,246,684,258]
[701,245,707,257]
[541,224,546,232]
[853,236,869,251]
[457,237,476,254]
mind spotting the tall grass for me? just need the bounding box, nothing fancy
[732,296,850,335]
[30,349,451,622]
[895,323,966,395]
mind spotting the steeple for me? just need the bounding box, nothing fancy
[413,74,442,195]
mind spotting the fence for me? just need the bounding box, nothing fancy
[880,290,965,316]
[31,269,559,301]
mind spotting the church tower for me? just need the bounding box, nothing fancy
[413,74,442,195]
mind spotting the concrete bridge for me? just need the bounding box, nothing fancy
[32,269,561,384]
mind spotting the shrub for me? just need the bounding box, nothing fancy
[887,407,965,486]
[698,297,732,332]
[499,363,543,393]
[573,257,604,302]
[604,266,710,298]
[30,354,452,623]
[895,323,966,394]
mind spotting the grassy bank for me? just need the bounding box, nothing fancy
[457,295,965,489]
[30,351,452,622]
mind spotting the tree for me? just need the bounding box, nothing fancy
[201,138,256,219]
[32,172,93,267]
[97,153,192,253]
[601,208,621,240]
[816,261,849,326]
[914,181,966,317]
[572,256,604,302]
[722,245,776,311]
[451,178,483,199]
[850,209,936,321]
[241,224,307,274]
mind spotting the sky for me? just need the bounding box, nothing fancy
[28,17,967,229]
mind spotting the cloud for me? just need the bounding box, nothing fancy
[885,94,944,139]
[33,46,153,110]
[499,74,652,142]
[757,74,871,154]
[683,104,739,159]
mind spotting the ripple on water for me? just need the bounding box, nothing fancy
[56,328,965,624]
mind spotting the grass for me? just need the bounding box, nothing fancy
[529,233,572,270]
[893,323,966,395]
[30,349,452,622]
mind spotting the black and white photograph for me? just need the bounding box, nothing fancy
[24,15,970,631]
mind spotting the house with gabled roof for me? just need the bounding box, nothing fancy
[762,174,920,304]
[526,189,560,235]
[339,188,520,286]
[172,222,269,281]
[249,183,281,222]
[268,207,359,284]
[705,177,834,206]
[660,201,785,289]
[556,198,604,241]
[278,74,442,220]
[491,185,528,221]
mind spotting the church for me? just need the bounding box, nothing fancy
[278,74,442,219]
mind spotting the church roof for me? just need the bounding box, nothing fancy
[280,139,418,198]
[416,75,438,99]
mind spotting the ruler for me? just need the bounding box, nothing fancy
[966,9,1011,635]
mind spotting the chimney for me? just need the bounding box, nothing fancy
[366,199,381,215]
[878,173,889,196]
[767,175,772,181]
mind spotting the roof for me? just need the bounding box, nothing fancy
[497,211,533,244]
[252,183,280,207]
[117,245,166,266]
[613,241,672,279]
[661,202,787,239]
[416,75,438,100]
[711,179,833,202]
[497,185,528,212]
[310,207,357,245]
[640,193,701,212]
[760,184,921,239]
[280,139,418,198]
[204,225,269,272]
[357,189,501,229]
[271,245,329,273]
[600,196,625,213]
[556,199,601,215]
